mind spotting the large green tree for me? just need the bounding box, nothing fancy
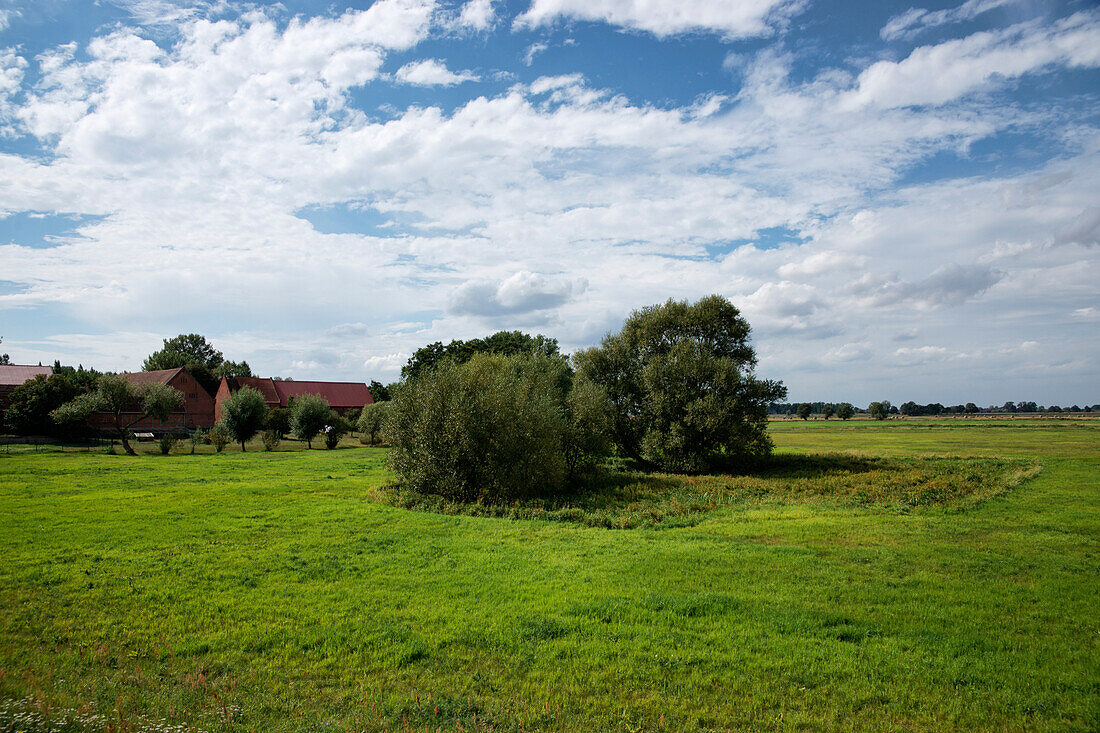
[576,295,786,473]
[143,334,250,396]
[401,331,561,380]
[219,385,268,451]
[51,374,183,455]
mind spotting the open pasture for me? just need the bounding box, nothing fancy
[0,419,1097,731]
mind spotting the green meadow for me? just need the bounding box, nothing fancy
[0,419,1097,731]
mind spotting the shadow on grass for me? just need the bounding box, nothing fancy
[380,453,1037,530]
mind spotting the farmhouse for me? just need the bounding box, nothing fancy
[88,367,215,432]
[214,376,373,422]
[0,364,54,413]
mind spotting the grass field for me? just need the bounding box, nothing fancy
[0,419,1097,731]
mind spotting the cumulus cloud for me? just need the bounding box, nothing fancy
[448,271,588,317]
[845,11,1100,109]
[456,0,496,31]
[515,0,802,39]
[394,58,479,86]
[0,2,1096,402]
[881,0,1018,42]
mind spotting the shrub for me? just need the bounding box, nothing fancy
[188,428,204,454]
[261,429,280,451]
[357,402,391,445]
[265,407,290,438]
[208,423,232,452]
[387,352,608,502]
[837,403,854,420]
[157,434,178,455]
[291,394,330,449]
[220,385,268,451]
[323,412,350,450]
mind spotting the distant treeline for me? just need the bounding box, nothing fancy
[769,401,1099,416]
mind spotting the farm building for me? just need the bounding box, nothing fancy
[0,364,54,413]
[87,367,215,433]
[214,377,373,422]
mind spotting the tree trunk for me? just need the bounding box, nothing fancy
[241,440,246,452]
[113,412,137,456]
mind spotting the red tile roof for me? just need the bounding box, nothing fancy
[272,380,373,408]
[118,368,183,386]
[225,376,281,404]
[0,365,54,386]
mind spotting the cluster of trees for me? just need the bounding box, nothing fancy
[773,400,1098,419]
[142,334,252,396]
[382,296,786,501]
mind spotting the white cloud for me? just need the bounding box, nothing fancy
[846,12,1100,109]
[394,58,479,86]
[0,4,1096,403]
[881,0,1018,42]
[515,0,803,39]
[523,42,547,66]
[448,271,588,317]
[457,0,496,31]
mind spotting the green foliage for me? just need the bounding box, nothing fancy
[291,394,331,449]
[3,369,98,437]
[261,429,280,451]
[157,434,178,455]
[50,374,183,455]
[868,401,890,420]
[207,423,231,452]
[837,402,855,420]
[821,404,835,420]
[323,412,351,450]
[402,330,560,380]
[369,380,391,402]
[797,403,813,420]
[188,428,204,454]
[220,385,269,451]
[212,359,252,379]
[265,407,290,437]
[357,401,392,445]
[142,334,249,396]
[576,295,786,473]
[388,352,600,502]
[563,378,613,479]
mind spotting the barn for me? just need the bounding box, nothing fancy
[215,376,373,422]
[0,364,54,414]
[87,367,216,433]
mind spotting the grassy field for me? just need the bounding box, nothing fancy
[0,419,1097,731]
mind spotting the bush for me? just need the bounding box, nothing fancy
[208,423,232,452]
[261,429,280,451]
[265,407,290,438]
[357,402,391,445]
[387,352,609,502]
[188,428,204,454]
[323,412,350,450]
[157,434,178,455]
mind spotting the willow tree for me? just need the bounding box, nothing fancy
[51,374,183,455]
[575,295,786,473]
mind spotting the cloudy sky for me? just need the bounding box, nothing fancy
[0,0,1097,405]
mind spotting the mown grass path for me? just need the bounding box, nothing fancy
[0,420,1097,731]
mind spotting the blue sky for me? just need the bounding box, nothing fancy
[0,0,1097,405]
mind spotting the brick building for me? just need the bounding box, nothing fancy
[0,364,54,414]
[88,367,215,433]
